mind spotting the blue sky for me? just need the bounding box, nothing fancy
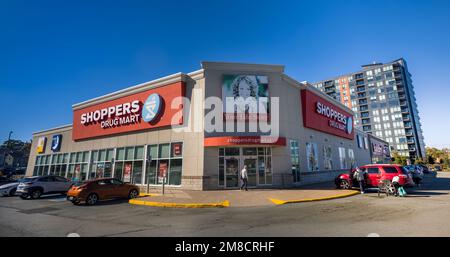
[1,0,449,148]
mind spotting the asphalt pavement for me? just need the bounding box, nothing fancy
[1,172,449,237]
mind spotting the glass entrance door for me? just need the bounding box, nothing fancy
[225,157,239,188]
[243,158,257,187]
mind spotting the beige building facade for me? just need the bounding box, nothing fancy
[27,62,381,191]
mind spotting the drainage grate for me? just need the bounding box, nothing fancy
[19,207,59,214]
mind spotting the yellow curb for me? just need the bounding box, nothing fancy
[138,193,159,197]
[129,199,230,208]
[269,190,359,205]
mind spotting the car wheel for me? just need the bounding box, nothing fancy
[128,189,139,199]
[9,188,16,196]
[339,179,350,189]
[86,193,98,205]
[31,189,42,199]
[20,194,29,200]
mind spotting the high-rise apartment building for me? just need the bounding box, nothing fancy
[312,58,425,160]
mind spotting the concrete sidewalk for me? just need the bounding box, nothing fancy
[132,182,358,208]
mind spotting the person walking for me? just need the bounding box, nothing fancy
[240,165,248,191]
[354,166,367,194]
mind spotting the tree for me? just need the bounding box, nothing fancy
[392,151,408,166]
[427,155,435,165]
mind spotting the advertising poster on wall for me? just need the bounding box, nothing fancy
[123,163,132,183]
[172,143,182,157]
[306,142,319,172]
[36,137,47,154]
[74,164,81,181]
[158,161,168,183]
[222,75,269,121]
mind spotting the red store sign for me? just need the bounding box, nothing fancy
[301,89,354,140]
[72,82,185,141]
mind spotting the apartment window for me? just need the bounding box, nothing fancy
[306,142,319,172]
[364,137,369,149]
[366,70,373,76]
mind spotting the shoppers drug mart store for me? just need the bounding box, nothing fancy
[26,62,378,190]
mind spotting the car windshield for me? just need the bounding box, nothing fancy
[21,177,37,182]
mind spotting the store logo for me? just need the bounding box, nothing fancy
[51,134,62,152]
[346,116,353,134]
[142,93,162,122]
[36,137,47,154]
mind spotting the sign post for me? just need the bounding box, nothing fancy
[159,161,168,195]
[146,155,152,194]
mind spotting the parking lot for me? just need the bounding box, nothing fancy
[1,172,450,237]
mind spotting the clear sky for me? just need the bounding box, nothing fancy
[1,0,449,148]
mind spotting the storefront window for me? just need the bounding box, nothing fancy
[90,148,114,179]
[290,140,301,183]
[306,142,319,172]
[145,143,183,186]
[67,151,89,181]
[49,153,68,177]
[339,147,347,169]
[348,149,355,168]
[33,155,51,176]
[114,146,144,184]
[323,145,333,170]
[218,147,272,187]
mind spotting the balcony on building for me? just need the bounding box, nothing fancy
[356,80,365,87]
[401,107,409,113]
[361,111,370,118]
[357,92,366,98]
[409,147,416,152]
[404,122,412,129]
[402,115,411,121]
[359,99,368,105]
[359,105,369,111]
[399,100,407,106]
[405,130,414,137]
[361,118,371,125]
[407,138,415,144]
[362,125,372,132]
[354,73,364,80]
[325,87,335,93]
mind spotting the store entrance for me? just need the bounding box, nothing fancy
[224,157,239,188]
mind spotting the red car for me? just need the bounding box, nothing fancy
[335,164,413,189]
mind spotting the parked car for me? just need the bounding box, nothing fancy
[66,178,140,205]
[17,176,74,199]
[335,164,413,189]
[0,179,23,196]
[417,164,431,174]
[0,176,16,186]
